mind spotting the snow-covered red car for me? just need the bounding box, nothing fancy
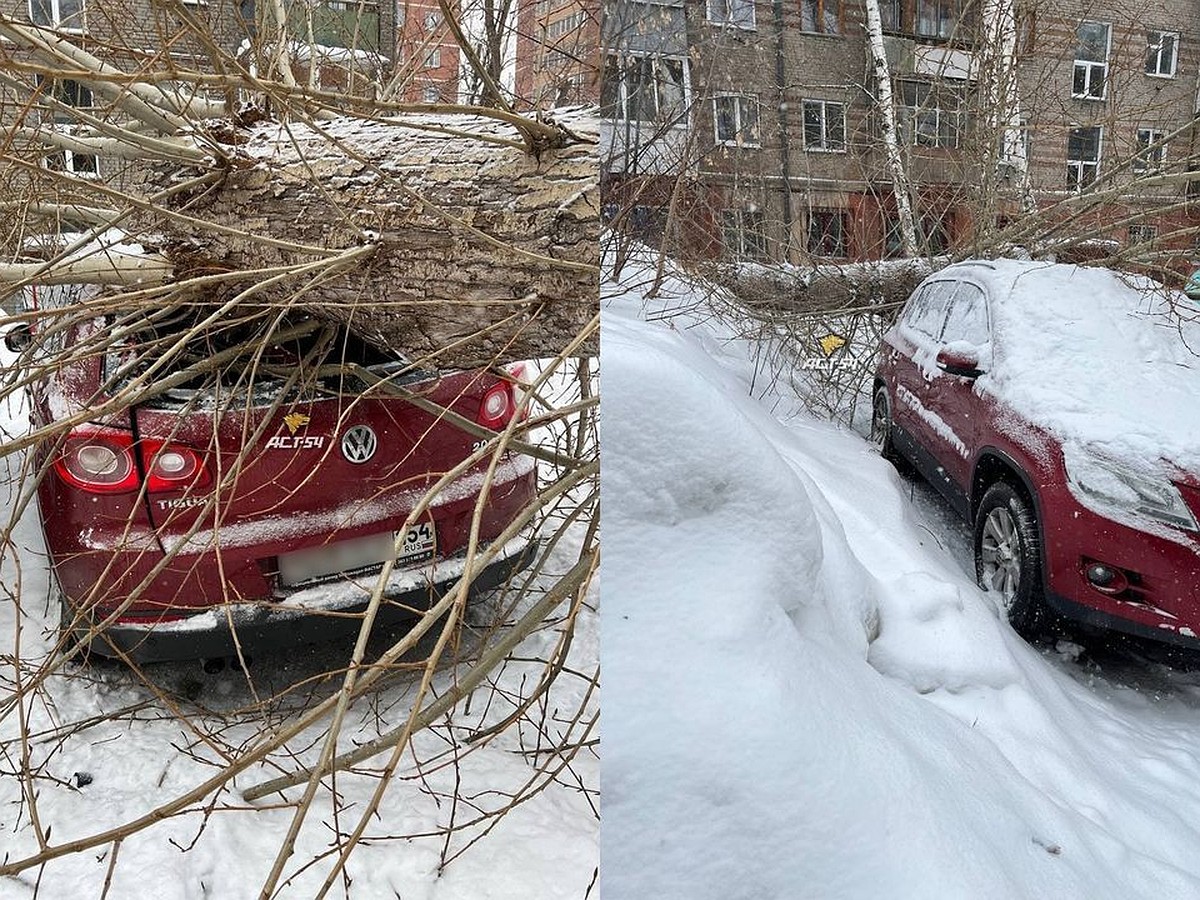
[24,308,537,662]
[873,259,1200,645]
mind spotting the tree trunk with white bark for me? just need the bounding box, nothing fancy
[862,0,919,257]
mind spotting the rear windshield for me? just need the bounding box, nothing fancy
[101,309,415,408]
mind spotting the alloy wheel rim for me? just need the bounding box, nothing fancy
[871,394,888,451]
[980,507,1022,607]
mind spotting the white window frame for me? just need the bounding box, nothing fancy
[425,47,441,68]
[713,94,760,147]
[897,81,960,149]
[46,146,99,178]
[1066,125,1102,191]
[601,52,691,126]
[706,0,755,30]
[1072,22,1111,100]
[28,0,84,30]
[801,99,846,152]
[1133,127,1166,173]
[37,76,99,178]
[1146,30,1178,78]
[722,208,767,259]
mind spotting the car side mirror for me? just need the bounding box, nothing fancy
[936,346,983,379]
[4,322,32,354]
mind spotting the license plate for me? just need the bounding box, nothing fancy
[278,522,436,587]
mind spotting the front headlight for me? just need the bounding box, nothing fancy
[1062,444,1198,533]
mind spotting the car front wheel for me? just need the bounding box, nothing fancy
[974,481,1045,635]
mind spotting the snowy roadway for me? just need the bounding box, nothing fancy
[605,257,1200,899]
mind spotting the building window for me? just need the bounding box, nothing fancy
[801,100,845,151]
[1133,127,1166,173]
[1073,22,1110,99]
[706,0,754,29]
[547,11,584,38]
[425,47,441,68]
[287,0,380,52]
[722,209,767,258]
[46,148,98,177]
[422,85,441,103]
[1128,224,1158,245]
[1066,126,1101,190]
[239,0,256,33]
[800,0,841,34]
[807,209,848,257]
[423,10,440,29]
[40,77,93,120]
[897,81,960,148]
[880,0,961,39]
[914,0,957,38]
[36,78,98,177]
[1016,8,1036,54]
[1146,31,1178,77]
[713,95,760,146]
[920,216,950,254]
[601,53,688,124]
[29,0,83,28]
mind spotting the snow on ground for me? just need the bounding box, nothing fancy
[603,252,1200,899]
[0,342,597,899]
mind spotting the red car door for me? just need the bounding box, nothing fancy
[924,279,991,494]
[885,278,957,458]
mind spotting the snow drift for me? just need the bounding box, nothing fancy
[603,253,1200,899]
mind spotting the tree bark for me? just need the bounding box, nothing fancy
[134,110,599,368]
[862,0,919,257]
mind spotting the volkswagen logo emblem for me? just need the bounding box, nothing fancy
[341,425,377,464]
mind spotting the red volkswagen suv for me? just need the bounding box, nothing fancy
[19,306,537,662]
[873,259,1200,645]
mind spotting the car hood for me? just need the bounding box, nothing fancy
[978,260,1200,476]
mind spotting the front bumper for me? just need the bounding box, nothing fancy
[1039,479,1200,646]
[70,534,538,663]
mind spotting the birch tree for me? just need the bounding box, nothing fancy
[862,0,919,257]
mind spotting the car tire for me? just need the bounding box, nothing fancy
[974,481,1045,635]
[870,384,896,454]
[871,384,911,474]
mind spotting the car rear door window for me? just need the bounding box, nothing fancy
[906,280,956,339]
[940,282,989,346]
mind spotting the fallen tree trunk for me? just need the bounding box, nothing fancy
[130,110,600,368]
[720,259,931,314]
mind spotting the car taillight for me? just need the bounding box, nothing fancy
[55,430,139,493]
[477,383,514,430]
[475,363,530,431]
[53,428,208,494]
[141,440,209,493]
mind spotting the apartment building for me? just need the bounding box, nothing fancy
[514,0,600,106]
[601,0,1200,266]
[391,0,600,106]
[1,0,396,184]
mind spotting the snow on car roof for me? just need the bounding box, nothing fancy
[951,259,1200,474]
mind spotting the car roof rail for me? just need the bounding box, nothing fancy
[946,259,998,271]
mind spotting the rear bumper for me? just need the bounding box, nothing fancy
[73,534,538,663]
